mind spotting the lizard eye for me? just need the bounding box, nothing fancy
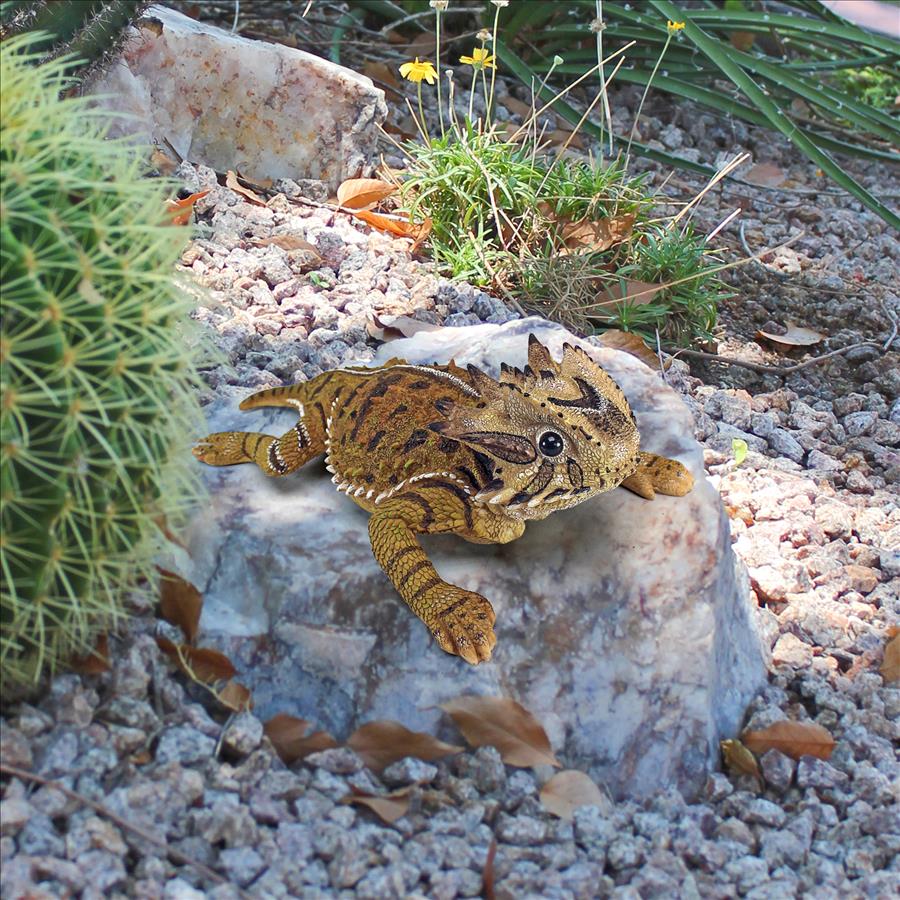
[538,431,564,457]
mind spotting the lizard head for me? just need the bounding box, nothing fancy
[435,335,641,519]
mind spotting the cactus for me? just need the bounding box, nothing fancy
[1,1,147,80]
[1,34,208,684]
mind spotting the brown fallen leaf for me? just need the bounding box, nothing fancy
[347,720,463,773]
[249,234,322,260]
[217,680,253,713]
[156,637,236,684]
[483,837,497,900]
[881,631,900,683]
[743,162,787,188]
[500,95,534,118]
[70,633,111,675]
[225,170,267,207]
[595,329,662,369]
[349,208,433,251]
[595,279,662,314]
[157,568,203,644]
[559,213,634,254]
[166,189,210,226]
[237,170,273,191]
[756,324,825,349]
[730,31,756,52]
[344,785,412,824]
[440,696,560,768]
[363,60,401,93]
[263,713,338,764]
[365,313,442,343]
[742,720,835,761]
[539,770,608,820]
[721,738,763,785]
[151,147,180,176]
[546,128,585,150]
[337,178,397,210]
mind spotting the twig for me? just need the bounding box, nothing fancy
[675,339,887,376]
[0,763,251,898]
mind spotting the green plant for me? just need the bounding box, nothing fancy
[830,65,900,111]
[494,0,900,229]
[356,0,899,229]
[385,4,728,347]
[0,34,207,684]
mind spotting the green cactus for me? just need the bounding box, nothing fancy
[1,1,147,80]
[1,33,208,684]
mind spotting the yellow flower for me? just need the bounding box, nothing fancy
[667,20,685,32]
[459,47,496,70]
[399,58,438,85]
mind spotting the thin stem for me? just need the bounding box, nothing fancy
[435,10,445,137]
[625,33,672,170]
[487,3,502,123]
[468,64,477,123]
[417,81,426,140]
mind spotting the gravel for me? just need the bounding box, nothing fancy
[3,17,899,899]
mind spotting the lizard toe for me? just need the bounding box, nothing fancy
[431,593,497,665]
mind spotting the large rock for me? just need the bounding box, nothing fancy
[182,319,767,799]
[89,6,386,188]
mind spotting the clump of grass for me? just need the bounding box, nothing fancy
[390,5,730,350]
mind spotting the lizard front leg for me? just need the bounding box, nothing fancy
[620,451,694,500]
[368,493,497,665]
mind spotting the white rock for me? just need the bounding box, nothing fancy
[185,319,767,800]
[89,6,386,188]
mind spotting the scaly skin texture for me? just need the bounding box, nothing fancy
[193,336,694,664]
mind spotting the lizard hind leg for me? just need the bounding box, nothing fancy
[620,451,694,500]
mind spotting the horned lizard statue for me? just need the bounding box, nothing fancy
[194,335,693,665]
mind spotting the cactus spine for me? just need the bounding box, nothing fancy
[1,34,207,684]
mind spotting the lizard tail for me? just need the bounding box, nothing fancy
[239,383,310,412]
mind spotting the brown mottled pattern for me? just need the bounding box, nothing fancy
[193,337,695,665]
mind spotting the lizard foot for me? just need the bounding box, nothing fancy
[430,592,497,665]
[193,431,261,467]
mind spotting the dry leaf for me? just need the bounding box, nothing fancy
[166,189,210,225]
[156,637,236,684]
[347,720,463,773]
[405,30,437,58]
[70,633,111,675]
[363,60,401,92]
[365,313,442,343]
[225,170,267,206]
[151,147,180,176]
[743,163,787,188]
[263,713,338,764]
[539,770,608,820]
[721,738,763,783]
[742,721,835,761]
[249,234,322,256]
[237,170,273,190]
[595,279,662,312]
[483,837,497,900]
[730,31,756,52]
[595,329,661,368]
[546,128,585,150]
[560,213,634,254]
[440,696,560,768]
[344,786,412,824]
[337,178,397,210]
[756,324,825,349]
[881,631,900,683]
[350,208,432,250]
[500,96,534,118]
[157,568,203,643]
[217,680,253,712]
